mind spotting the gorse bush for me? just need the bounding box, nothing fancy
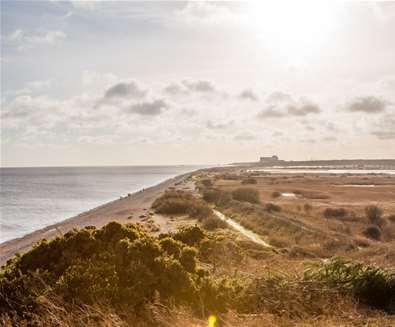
[0,222,232,317]
[152,190,212,220]
[305,257,395,313]
[232,188,260,204]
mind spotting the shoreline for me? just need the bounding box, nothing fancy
[0,171,194,266]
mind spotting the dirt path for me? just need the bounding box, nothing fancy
[213,210,272,247]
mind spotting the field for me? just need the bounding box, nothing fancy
[200,168,395,267]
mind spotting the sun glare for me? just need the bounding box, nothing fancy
[247,1,341,63]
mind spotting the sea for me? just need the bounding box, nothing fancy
[0,165,206,243]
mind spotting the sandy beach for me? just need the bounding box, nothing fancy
[0,172,193,266]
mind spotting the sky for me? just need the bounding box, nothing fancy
[1,0,395,167]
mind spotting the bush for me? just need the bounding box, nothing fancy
[152,190,212,220]
[0,223,236,319]
[271,191,281,198]
[388,214,395,224]
[365,205,383,225]
[306,257,395,312]
[363,225,382,240]
[265,203,281,213]
[202,215,227,231]
[232,188,260,204]
[241,177,257,185]
[323,207,347,219]
[203,189,232,207]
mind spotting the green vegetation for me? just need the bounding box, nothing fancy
[152,190,212,220]
[1,221,394,325]
[0,223,234,320]
[202,188,232,207]
[306,257,395,312]
[231,188,260,204]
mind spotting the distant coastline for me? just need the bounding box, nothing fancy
[231,158,395,169]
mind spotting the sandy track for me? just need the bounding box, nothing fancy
[0,173,191,266]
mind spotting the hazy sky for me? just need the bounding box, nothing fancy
[1,1,395,167]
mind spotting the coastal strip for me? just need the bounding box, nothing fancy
[0,172,194,265]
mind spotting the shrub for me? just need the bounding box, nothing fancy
[388,214,395,223]
[203,189,232,207]
[241,177,257,185]
[232,188,260,204]
[152,190,212,220]
[271,191,281,198]
[363,225,382,240]
[0,223,235,319]
[202,215,227,231]
[171,226,206,246]
[323,207,347,219]
[306,257,395,312]
[365,205,383,225]
[265,203,281,213]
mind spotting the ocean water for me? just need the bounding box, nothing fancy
[0,165,204,243]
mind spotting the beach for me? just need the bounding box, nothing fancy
[0,172,193,265]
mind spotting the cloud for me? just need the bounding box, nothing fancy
[372,131,395,140]
[371,115,395,139]
[2,95,58,120]
[346,96,387,114]
[7,29,66,50]
[206,120,233,130]
[287,102,321,116]
[183,80,215,93]
[265,91,293,104]
[163,80,218,96]
[126,99,168,116]
[234,132,256,141]
[239,89,258,101]
[322,136,337,142]
[176,2,241,26]
[104,81,147,99]
[258,98,321,119]
[257,106,285,119]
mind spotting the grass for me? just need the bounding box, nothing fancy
[231,188,260,204]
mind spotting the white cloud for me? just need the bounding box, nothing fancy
[175,1,243,27]
[7,29,66,50]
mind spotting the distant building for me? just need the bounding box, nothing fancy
[259,155,279,163]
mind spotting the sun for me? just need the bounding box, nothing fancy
[246,1,341,63]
